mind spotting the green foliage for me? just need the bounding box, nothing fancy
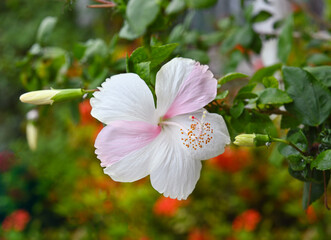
[36,16,57,45]
[257,88,292,105]
[251,10,272,23]
[311,150,331,170]
[218,72,248,85]
[185,0,218,9]
[122,0,160,39]
[250,63,282,83]
[277,15,293,63]
[283,66,331,126]
[2,0,331,238]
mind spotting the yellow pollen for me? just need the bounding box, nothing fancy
[180,114,214,150]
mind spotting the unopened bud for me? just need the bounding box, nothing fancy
[234,134,270,147]
[20,89,83,105]
[234,134,256,146]
[26,122,38,151]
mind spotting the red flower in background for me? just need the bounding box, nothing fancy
[78,100,104,142]
[232,209,261,232]
[306,206,318,223]
[79,100,94,125]
[188,228,212,240]
[153,196,184,217]
[2,210,30,232]
[0,151,14,173]
[209,147,252,173]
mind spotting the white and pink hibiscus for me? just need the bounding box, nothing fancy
[90,58,230,200]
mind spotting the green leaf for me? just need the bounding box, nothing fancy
[289,167,309,182]
[133,62,151,83]
[150,44,178,68]
[126,0,160,37]
[130,47,149,64]
[250,63,282,83]
[185,0,217,9]
[277,15,293,63]
[81,39,108,62]
[215,90,229,100]
[302,182,325,209]
[278,129,308,157]
[238,83,256,94]
[231,110,277,137]
[252,10,272,23]
[183,49,209,64]
[119,21,140,40]
[129,44,178,70]
[166,0,186,14]
[37,16,57,44]
[262,76,279,88]
[201,32,224,47]
[235,83,258,100]
[221,25,254,53]
[304,66,331,87]
[287,155,306,171]
[307,53,331,65]
[280,115,300,129]
[311,150,331,170]
[230,101,245,118]
[283,66,331,126]
[258,88,293,105]
[235,92,258,100]
[218,72,248,85]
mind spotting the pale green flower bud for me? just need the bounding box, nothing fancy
[234,134,256,146]
[234,134,270,147]
[26,122,38,151]
[20,89,83,105]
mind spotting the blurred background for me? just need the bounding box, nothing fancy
[1,0,331,239]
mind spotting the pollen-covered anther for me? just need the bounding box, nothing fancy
[181,114,214,150]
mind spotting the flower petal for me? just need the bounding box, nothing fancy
[168,109,230,161]
[95,120,161,168]
[91,73,156,124]
[102,124,164,182]
[155,58,217,119]
[149,128,202,200]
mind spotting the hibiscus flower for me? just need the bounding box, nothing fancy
[90,57,230,200]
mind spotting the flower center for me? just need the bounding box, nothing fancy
[159,111,214,150]
[181,111,213,150]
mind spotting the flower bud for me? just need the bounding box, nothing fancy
[234,134,256,147]
[234,134,270,147]
[20,89,83,105]
[26,122,38,151]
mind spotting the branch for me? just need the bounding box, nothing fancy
[87,0,116,8]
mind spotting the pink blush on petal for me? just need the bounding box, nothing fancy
[95,121,161,167]
[163,63,217,119]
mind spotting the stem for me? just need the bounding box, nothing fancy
[82,89,98,94]
[87,0,116,8]
[323,171,330,210]
[270,137,308,156]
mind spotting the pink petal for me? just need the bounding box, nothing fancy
[156,59,217,119]
[95,120,161,167]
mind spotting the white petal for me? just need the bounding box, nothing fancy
[103,132,162,182]
[167,109,230,161]
[90,73,156,124]
[155,58,217,118]
[149,128,202,200]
